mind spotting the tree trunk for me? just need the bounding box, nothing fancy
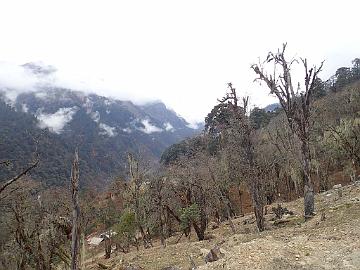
[159,210,166,248]
[304,182,314,218]
[138,225,151,249]
[192,221,205,241]
[146,227,154,247]
[80,233,85,269]
[251,178,265,232]
[104,237,111,259]
[71,150,80,270]
[226,208,236,234]
[192,205,207,241]
[238,188,244,216]
[254,204,264,232]
[302,139,314,218]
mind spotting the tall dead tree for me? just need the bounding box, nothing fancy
[218,83,266,231]
[70,149,80,270]
[252,43,324,218]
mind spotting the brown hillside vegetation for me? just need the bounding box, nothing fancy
[85,181,360,270]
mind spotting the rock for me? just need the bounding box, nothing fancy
[333,184,342,189]
[204,245,224,263]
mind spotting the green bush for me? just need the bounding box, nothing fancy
[179,204,200,230]
[113,210,137,252]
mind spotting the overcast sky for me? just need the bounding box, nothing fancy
[0,0,359,123]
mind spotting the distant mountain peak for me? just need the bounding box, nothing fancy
[263,103,280,112]
[22,62,57,76]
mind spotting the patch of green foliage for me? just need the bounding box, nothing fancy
[113,210,137,251]
[179,203,200,230]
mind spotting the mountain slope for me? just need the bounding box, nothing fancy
[0,83,200,188]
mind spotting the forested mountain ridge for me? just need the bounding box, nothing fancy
[0,74,200,188]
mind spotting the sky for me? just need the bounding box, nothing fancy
[0,0,359,124]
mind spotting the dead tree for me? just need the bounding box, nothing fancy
[219,83,266,231]
[70,149,80,270]
[252,43,324,218]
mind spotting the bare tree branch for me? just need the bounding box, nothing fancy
[0,160,39,195]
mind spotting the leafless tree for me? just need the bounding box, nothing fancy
[211,83,268,231]
[252,43,324,218]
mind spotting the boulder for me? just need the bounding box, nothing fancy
[204,245,224,263]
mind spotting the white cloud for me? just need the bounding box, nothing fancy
[87,109,117,136]
[37,107,78,134]
[138,119,163,134]
[21,103,29,113]
[187,122,202,130]
[99,123,117,137]
[164,122,174,132]
[34,91,48,100]
[0,62,38,92]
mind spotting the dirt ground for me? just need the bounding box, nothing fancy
[86,182,360,270]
